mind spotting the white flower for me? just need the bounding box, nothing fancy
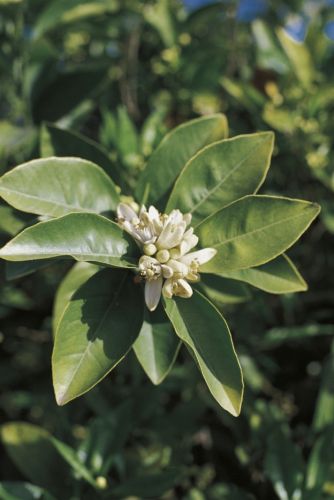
[117,203,217,311]
[117,203,162,245]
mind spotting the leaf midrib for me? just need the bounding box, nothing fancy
[210,209,311,248]
[57,273,127,400]
[0,186,100,212]
[183,137,266,216]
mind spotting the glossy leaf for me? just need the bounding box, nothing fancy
[133,304,181,385]
[52,269,144,405]
[163,291,243,416]
[198,195,320,273]
[221,254,307,294]
[40,124,117,178]
[0,422,71,498]
[197,274,250,306]
[53,262,100,335]
[167,132,274,226]
[0,157,119,218]
[135,114,228,207]
[0,213,138,268]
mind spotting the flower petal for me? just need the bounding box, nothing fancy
[117,203,138,223]
[167,259,189,277]
[157,221,186,249]
[175,279,193,298]
[161,264,174,279]
[145,277,163,311]
[180,248,217,266]
[162,278,174,298]
[180,229,199,255]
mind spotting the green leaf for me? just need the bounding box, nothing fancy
[313,343,334,432]
[5,260,55,280]
[0,423,71,498]
[221,254,307,294]
[114,107,139,164]
[277,28,314,88]
[53,262,100,335]
[0,157,119,218]
[31,67,108,124]
[167,132,274,226]
[0,213,138,268]
[252,20,290,74]
[197,195,320,273]
[263,324,334,348]
[144,0,177,48]
[34,0,117,38]
[49,437,97,489]
[52,268,144,405]
[163,291,243,416]
[304,426,334,498]
[264,428,304,500]
[133,304,181,385]
[197,274,250,306]
[0,481,55,500]
[40,124,117,178]
[135,114,228,207]
[0,206,29,237]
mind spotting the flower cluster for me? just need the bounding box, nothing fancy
[117,203,216,311]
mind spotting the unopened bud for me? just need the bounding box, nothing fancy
[143,243,157,256]
[156,249,170,263]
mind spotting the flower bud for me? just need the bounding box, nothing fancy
[143,243,157,256]
[156,249,170,263]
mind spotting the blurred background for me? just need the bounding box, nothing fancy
[1,0,334,498]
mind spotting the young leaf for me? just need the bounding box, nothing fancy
[163,291,243,416]
[135,114,228,207]
[52,269,144,405]
[167,132,274,226]
[220,254,307,294]
[0,213,138,268]
[133,304,181,385]
[0,157,119,217]
[197,195,320,273]
[53,262,101,335]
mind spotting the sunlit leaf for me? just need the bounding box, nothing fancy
[163,291,243,416]
[52,269,144,405]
